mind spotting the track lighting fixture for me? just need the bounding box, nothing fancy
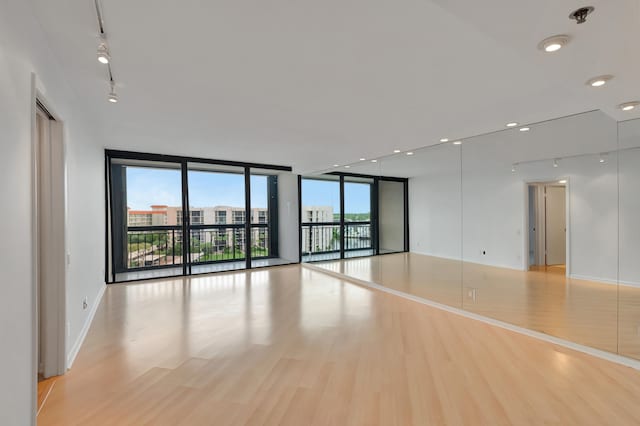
[108,81,118,103]
[599,153,607,164]
[553,159,559,168]
[511,164,517,173]
[97,41,110,64]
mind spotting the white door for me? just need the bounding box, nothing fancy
[545,186,566,265]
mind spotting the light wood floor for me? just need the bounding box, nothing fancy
[39,264,640,425]
[315,253,640,360]
[37,376,57,415]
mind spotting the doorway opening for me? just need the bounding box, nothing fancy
[34,98,66,394]
[527,181,568,274]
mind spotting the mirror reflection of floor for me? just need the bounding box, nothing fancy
[314,253,635,359]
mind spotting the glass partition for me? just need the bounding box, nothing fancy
[378,143,463,307]
[618,118,640,360]
[461,110,618,352]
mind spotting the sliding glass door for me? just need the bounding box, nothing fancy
[109,158,184,281]
[300,174,408,262]
[106,151,295,283]
[301,176,341,261]
[186,163,247,274]
[344,177,374,258]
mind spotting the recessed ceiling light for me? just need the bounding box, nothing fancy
[359,158,366,161]
[371,159,377,163]
[519,127,530,132]
[440,138,449,143]
[558,179,567,184]
[506,122,518,127]
[406,152,414,156]
[586,75,613,87]
[344,165,350,168]
[538,35,570,53]
[393,149,401,153]
[333,164,339,167]
[453,141,462,145]
[619,101,640,111]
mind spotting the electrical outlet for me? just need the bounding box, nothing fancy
[83,297,88,310]
[467,288,477,302]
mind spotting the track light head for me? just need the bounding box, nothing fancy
[108,81,118,103]
[97,43,110,64]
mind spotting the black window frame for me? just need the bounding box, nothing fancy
[105,149,292,283]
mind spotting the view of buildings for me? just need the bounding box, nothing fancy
[125,204,371,268]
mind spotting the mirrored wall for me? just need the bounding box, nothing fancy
[313,111,640,361]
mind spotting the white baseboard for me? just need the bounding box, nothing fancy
[409,250,525,272]
[66,283,106,369]
[303,263,640,371]
[569,274,618,286]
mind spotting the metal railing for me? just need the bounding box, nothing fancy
[344,222,373,251]
[301,221,372,256]
[126,224,271,270]
[126,226,182,269]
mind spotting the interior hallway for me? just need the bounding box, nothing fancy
[38,264,640,425]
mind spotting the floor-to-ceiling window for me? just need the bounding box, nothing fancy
[106,151,295,282]
[186,163,247,274]
[300,173,408,262]
[344,176,375,258]
[300,176,342,262]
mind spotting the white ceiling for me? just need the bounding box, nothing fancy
[33,0,640,174]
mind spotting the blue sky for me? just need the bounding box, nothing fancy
[126,167,371,213]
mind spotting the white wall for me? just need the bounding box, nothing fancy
[408,144,462,259]
[379,180,405,252]
[408,111,620,283]
[277,173,300,262]
[0,1,105,424]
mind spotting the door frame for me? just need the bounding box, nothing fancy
[31,75,67,407]
[523,179,571,276]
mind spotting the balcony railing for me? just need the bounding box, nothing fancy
[301,221,372,257]
[126,226,183,269]
[126,224,270,270]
